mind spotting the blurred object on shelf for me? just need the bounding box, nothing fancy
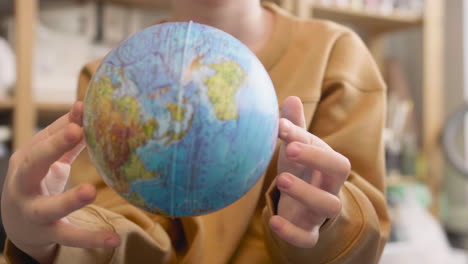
[384,58,418,178]
[33,2,110,104]
[0,125,9,253]
[0,125,9,137]
[0,0,13,16]
[442,105,468,176]
[0,126,10,158]
[387,174,431,210]
[335,0,350,8]
[34,22,94,104]
[98,2,169,45]
[393,0,425,15]
[441,104,468,250]
[349,0,364,9]
[381,181,467,264]
[0,37,15,99]
[377,0,395,15]
[4,1,170,104]
[102,0,171,8]
[384,98,414,170]
[0,126,11,192]
[308,0,425,15]
[364,0,380,11]
[40,2,92,38]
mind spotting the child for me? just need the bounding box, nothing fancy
[1,0,389,263]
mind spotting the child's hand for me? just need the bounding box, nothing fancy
[1,102,120,263]
[270,96,351,248]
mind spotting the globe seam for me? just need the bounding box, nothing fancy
[170,21,193,216]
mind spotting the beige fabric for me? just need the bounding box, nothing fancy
[5,3,390,263]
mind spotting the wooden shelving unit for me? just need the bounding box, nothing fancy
[13,0,36,150]
[280,0,444,215]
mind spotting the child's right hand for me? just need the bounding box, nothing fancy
[1,102,120,264]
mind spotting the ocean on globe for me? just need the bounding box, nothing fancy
[83,21,279,217]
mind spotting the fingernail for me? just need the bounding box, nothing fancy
[69,107,76,119]
[75,103,84,124]
[279,119,291,138]
[270,216,284,232]
[277,173,293,189]
[105,236,120,247]
[77,185,95,203]
[286,143,301,159]
[64,125,81,143]
[70,102,83,122]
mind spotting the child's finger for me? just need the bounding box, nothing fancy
[44,163,71,195]
[53,221,121,249]
[269,215,319,248]
[278,118,331,150]
[281,96,306,129]
[69,101,84,126]
[285,142,350,194]
[276,173,341,219]
[17,124,83,193]
[26,102,83,149]
[27,184,96,224]
[58,137,86,165]
[25,114,70,151]
[42,139,86,196]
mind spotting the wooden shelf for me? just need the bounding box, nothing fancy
[0,97,14,110]
[310,4,423,33]
[103,0,170,8]
[36,101,72,113]
[0,99,72,112]
[36,101,72,126]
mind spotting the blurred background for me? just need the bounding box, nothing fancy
[0,0,467,263]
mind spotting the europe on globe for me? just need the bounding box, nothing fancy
[83,21,279,217]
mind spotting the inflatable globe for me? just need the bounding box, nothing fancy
[83,22,278,217]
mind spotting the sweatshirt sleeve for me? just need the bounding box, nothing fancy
[262,30,391,264]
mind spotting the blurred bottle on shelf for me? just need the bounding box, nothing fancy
[384,58,419,179]
[364,0,380,11]
[0,125,11,170]
[350,0,364,9]
[0,37,15,100]
[0,125,9,253]
[394,0,425,15]
[309,0,425,15]
[379,0,395,15]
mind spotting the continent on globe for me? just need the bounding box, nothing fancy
[84,21,279,217]
[85,73,158,193]
[205,61,246,120]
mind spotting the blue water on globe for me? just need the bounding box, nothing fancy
[84,21,279,216]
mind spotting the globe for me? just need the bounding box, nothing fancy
[83,22,279,217]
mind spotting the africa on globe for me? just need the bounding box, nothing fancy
[83,21,279,217]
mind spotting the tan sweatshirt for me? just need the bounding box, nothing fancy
[5,3,390,264]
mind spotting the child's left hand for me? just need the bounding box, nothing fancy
[269,96,351,248]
